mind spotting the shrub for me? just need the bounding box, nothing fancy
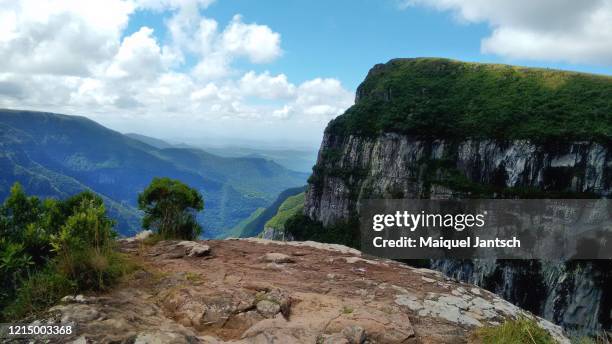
[0,183,129,320]
[0,241,33,304]
[50,198,117,289]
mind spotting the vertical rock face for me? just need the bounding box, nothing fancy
[306,133,611,226]
[303,58,612,334]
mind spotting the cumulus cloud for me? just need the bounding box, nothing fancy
[106,27,164,80]
[292,78,353,120]
[134,0,216,12]
[239,71,295,99]
[403,0,612,64]
[0,0,134,76]
[220,15,282,63]
[0,0,352,144]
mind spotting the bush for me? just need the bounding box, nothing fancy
[0,183,129,321]
[0,241,33,304]
[471,317,556,344]
[50,198,118,289]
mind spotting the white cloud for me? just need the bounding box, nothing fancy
[403,0,612,64]
[192,53,231,80]
[239,71,295,99]
[221,15,282,63]
[272,105,292,119]
[106,27,164,80]
[135,0,215,12]
[165,13,282,80]
[0,0,134,76]
[0,0,353,145]
[279,78,354,122]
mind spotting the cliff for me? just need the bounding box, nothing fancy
[302,58,612,334]
[21,238,568,343]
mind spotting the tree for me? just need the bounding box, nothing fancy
[138,178,204,240]
[0,183,42,240]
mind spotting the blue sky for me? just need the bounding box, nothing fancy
[127,0,612,91]
[1,0,611,147]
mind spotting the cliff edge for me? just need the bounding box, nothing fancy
[22,238,568,343]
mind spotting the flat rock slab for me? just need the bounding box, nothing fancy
[27,239,569,344]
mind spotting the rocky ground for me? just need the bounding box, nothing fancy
[20,238,570,343]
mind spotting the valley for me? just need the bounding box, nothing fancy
[0,109,308,238]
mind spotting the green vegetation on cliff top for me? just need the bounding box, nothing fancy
[328,58,612,143]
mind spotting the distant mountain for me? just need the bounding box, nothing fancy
[197,146,318,173]
[127,133,317,173]
[125,133,174,149]
[0,109,308,237]
[230,185,306,238]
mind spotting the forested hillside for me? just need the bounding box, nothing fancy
[0,109,307,237]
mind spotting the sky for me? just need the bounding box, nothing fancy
[1,0,612,148]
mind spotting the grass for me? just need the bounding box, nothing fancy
[328,58,612,143]
[341,306,354,314]
[2,269,75,320]
[471,317,556,344]
[185,272,202,283]
[2,252,135,320]
[141,233,164,246]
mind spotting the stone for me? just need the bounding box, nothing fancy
[61,295,76,303]
[153,240,211,258]
[341,325,366,344]
[256,300,281,318]
[135,230,153,241]
[69,337,87,344]
[177,241,211,257]
[266,289,292,317]
[259,252,295,263]
[55,304,100,323]
[75,294,87,303]
[322,334,350,344]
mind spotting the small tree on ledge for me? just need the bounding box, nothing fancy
[138,177,204,240]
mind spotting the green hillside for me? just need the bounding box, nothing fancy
[227,207,265,238]
[328,58,612,142]
[263,192,304,232]
[231,186,306,238]
[0,109,307,237]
